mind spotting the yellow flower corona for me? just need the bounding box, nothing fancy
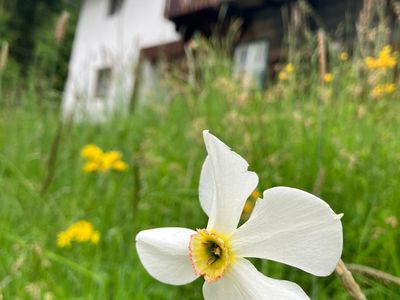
[81,144,128,173]
[189,229,233,283]
[57,220,100,248]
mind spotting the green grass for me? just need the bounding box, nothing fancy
[0,44,400,299]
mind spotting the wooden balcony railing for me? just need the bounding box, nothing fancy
[165,0,222,18]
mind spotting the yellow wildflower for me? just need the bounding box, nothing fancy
[81,145,128,173]
[372,85,383,97]
[57,220,100,248]
[323,73,333,83]
[365,45,397,69]
[83,161,99,173]
[285,63,295,73]
[339,52,348,61]
[384,83,396,94]
[102,150,121,169]
[364,57,376,68]
[72,221,95,242]
[278,64,294,81]
[278,71,287,81]
[57,231,72,248]
[100,150,128,172]
[80,144,103,160]
[112,160,128,171]
[379,45,397,68]
[372,83,396,98]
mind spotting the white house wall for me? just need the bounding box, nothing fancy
[62,0,180,121]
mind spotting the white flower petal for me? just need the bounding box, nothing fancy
[203,258,309,300]
[202,130,258,234]
[199,156,213,216]
[135,227,199,285]
[231,187,343,276]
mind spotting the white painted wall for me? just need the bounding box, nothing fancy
[62,0,180,121]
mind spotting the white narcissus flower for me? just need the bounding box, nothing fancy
[136,130,343,299]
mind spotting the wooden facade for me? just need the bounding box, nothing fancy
[165,0,364,64]
[165,0,222,18]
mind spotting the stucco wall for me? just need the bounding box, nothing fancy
[62,0,180,121]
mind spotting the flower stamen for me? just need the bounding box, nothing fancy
[189,229,232,283]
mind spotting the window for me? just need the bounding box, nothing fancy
[95,67,112,99]
[233,40,269,89]
[108,0,124,16]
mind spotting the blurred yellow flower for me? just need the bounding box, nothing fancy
[385,83,396,94]
[372,83,396,98]
[339,52,348,61]
[365,45,397,70]
[323,73,333,83]
[101,150,122,171]
[81,145,128,173]
[57,231,72,248]
[278,64,294,81]
[57,220,100,248]
[372,86,382,97]
[80,144,103,160]
[285,63,295,73]
[112,160,128,172]
[278,71,287,81]
[83,161,99,173]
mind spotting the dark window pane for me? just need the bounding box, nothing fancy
[108,0,124,16]
[95,67,112,99]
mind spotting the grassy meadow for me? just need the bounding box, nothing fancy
[1,35,400,299]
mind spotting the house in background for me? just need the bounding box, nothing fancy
[138,0,366,97]
[162,0,365,87]
[62,0,179,121]
[65,0,394,120]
